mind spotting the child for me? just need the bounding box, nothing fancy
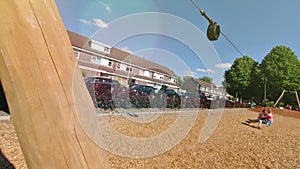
[258,108,273,128]
[246,108,273,129]
[246,109,266,123]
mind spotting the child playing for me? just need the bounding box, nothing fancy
[246,108,273,129]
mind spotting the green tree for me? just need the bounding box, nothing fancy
[199,76,212,83]
[260,45,300,104]
[176,76,182,87]
[225,56,258,101]
[183,76,193,82]
[245,62,263,103]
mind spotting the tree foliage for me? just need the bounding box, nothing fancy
[199,76,212,83]
[176,76,182,87]
[247,62,263,102]
[183,76,193,82]
[260,45,300,103]
[225,45,300,107]
[225,56,258,100]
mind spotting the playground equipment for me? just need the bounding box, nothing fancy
[190,0,220,41]
[274,90,300,110]
[0,1,108,168]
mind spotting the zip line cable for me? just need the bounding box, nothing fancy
[220,31,245,57]
[190,0,245,57]
[190,0,213,24]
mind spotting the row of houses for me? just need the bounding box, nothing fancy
[181,78,228,99]
[68,30,178,90]
[67,30,227,99]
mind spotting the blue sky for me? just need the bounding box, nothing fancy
[56,0,300,86]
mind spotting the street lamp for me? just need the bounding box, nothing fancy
[190,0,220,41]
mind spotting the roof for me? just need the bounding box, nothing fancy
[67,30,176,77]
[183,78,213,88]
[67,30,88,49]
[109,48,176,76]
[194,78,213,88]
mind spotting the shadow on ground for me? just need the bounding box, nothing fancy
[241,122,260,129]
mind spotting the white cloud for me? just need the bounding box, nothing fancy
[98,1,112,13]
[195,68,217,74]
[93,18,108,28]
[80,18,108,29]
[215,63,232,69]
[120,47,133,54]
[79,19,91,25]
[184,70,196,77]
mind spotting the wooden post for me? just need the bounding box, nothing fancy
[273,90,286,108]
[0,1,109,168]
[295,90,300,111]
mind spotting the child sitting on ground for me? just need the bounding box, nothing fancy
[246,108,273,129]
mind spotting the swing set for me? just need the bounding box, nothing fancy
[273,90,300,110]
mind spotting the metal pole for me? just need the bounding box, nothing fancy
[264,77,267,103]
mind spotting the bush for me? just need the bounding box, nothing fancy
[265,101,274,107]
[278,102,285,107]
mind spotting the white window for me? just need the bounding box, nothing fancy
[144,70,150,77]
[74,51,80,59]
[153,73,158,79]
[104,47,110,52]
[91,56,101,64]
[100,58,113,67]
[108,61,112,67]
[139,70,143,75]
[90,40,110,54]
[126,67,133,72]
[119,63,127,71]
[153,73,164,80]
[100,58,109,66]
[169,77,175,83]
[167,76,175,82]
[138,70,151,77]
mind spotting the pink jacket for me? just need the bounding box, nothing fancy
[267,113,273,121]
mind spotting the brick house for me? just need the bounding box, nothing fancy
[181,78,227,99]
[67,30,179,90]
